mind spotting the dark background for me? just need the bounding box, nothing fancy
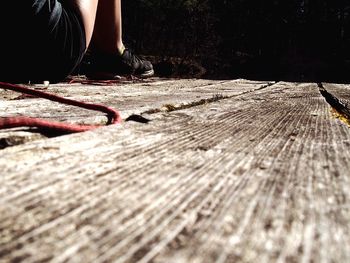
[122,0,350,83]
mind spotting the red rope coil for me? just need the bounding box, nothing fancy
[0,82,122,133]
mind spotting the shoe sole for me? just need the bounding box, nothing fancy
[85,69,154,80]
[140,69,155,78]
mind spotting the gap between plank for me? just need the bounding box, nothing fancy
[318,83,350,128]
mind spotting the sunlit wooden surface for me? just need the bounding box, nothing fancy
[1,78,350,263]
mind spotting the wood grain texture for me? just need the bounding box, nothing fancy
[322,83,350,102]
[0,80,350,263]
[1,78,271,121]
[321,83,350,127]
[0,78,270,145]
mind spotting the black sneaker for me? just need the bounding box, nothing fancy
[82,48,154,79]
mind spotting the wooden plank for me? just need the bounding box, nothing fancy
[1,82,350,263]
[0,78,271,146]
[320,83,350,127]
[1,78,271,120]
[322,82,350,102]
[0,130,46,149]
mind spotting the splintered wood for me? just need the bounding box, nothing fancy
[0,79,350,263]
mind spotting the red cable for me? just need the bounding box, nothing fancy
[0,81,122,133]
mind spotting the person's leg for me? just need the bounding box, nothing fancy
[69,0,123,54]
[79,0,154,78]
[67,0,98,48]
[91,0,125,55]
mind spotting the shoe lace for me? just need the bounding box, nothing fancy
[124,49,143,66]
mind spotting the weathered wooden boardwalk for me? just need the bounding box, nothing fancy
[1,78,350,263]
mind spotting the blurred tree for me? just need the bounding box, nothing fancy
[121,0,350,82]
